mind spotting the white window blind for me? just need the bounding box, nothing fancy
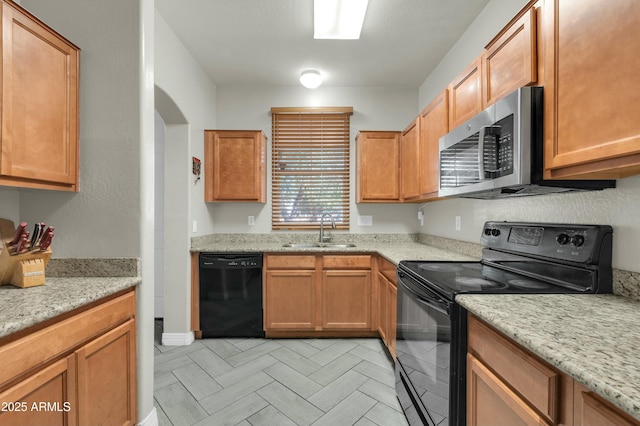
[271,107,353,230]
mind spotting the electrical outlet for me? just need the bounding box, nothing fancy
[192,220,198,233]
[455,216,461,231]
[248,216,255,226]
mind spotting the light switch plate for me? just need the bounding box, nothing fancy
[358,215,373,226]
[455,216,461,231]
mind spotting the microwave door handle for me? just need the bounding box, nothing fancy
[478,126,486,180]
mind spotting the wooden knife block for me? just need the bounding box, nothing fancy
[0,218,52,288]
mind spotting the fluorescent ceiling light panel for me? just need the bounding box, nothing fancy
[314,0,369,39]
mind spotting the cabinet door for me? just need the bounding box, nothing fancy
[482,7,537,107]
[377,271,389,342]
[543,0,640,179]
[448,58,482,129]
[76,319,137,426]
[401,119,420,201]
[0,2,79,191]
[0,355,76,426]
[387,281,397,359]
[205,131,266,202]
[418,90,448,199]
[356,131,401,202]
[574,383,640,426]
[322,270,371,329]
[467,354,551,426]
[265,270,316,330]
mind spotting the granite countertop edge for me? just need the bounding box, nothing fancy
[0,276,141,339]
[189,240,480,265]
[457,294,640,421]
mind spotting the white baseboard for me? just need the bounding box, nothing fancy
[138,407,158,426]
[162,331,195,346]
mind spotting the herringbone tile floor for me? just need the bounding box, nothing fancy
[154,321,409,426]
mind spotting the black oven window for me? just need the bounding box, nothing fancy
[396,287,452,425]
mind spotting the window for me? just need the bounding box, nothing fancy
[271,107,352,230]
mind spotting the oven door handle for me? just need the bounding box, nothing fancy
[398,274,450,315]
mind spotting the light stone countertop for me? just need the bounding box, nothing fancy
[0,277,140,339]
[0,258,141,339]
[456,294,640,421]
[190,236,480,265]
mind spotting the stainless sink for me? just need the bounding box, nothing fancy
[282,243,321,248]
[282,242,356,248]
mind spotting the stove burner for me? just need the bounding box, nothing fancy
[508,279,551,289]
[454,276,499,287]
[418,264,464,272]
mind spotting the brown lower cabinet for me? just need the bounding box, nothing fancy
[376,257,397,358]
[0,290,137,426]
[264,254,374,336]
[468,314,639,426]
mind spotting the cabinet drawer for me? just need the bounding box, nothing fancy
[0,290,136,389]
[266,255,316,269]
[377,256,397,285]
[468,314,560,423]
[323,255,371,269]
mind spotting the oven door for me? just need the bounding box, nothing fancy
[395,270,457,426]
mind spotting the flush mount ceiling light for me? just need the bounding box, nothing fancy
[299,70,323,89]
[314,0,369,40]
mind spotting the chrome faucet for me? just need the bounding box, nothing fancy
[319,213,336,243]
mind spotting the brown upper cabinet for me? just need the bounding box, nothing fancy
[448,58,483,130]
[400,119,420,200]
[356,131,401,203]
[418,90,449,200]
[400,91,449,203]
[482,6,537,107]
[204,130,267,202]
[449,2,539,130]
[0,1,80,191]
[542,0,640,180]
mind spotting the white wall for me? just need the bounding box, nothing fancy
[0,188,20,225]
[18,0,143,258]
[417,0,640,272]
[215,85,422,234]
[154,10,217,338]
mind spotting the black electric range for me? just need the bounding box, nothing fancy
[395,221,613,426]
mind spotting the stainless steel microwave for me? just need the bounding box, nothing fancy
[437,87,615,199]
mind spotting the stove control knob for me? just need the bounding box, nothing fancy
[571,235,585,246]
[491,228,501,237]
[556,233,570,245]
[484,228,491,236]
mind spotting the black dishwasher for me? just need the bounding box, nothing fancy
[199,253,264,337]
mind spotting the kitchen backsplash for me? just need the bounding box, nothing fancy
[191,232,420,246]
[46,258,140,278]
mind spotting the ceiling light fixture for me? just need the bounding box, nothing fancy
[299,70,323,89]
[314,0,369,40]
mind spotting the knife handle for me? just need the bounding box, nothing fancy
[39,230,54,251]
[30,223,42,251]
[15,233,28,253]
[8,222,27,246]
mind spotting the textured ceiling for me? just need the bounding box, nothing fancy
[155,0,491,87]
